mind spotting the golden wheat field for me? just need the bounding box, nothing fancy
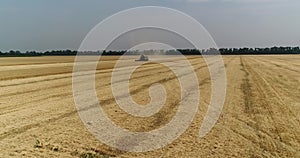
[0,55,299,158]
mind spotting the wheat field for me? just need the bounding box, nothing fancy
[0,55,299,157]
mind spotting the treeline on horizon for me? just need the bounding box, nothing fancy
[0,46,299,57]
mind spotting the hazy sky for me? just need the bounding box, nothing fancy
[0,0,299,52]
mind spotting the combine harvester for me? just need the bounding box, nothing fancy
[135,54,149,61]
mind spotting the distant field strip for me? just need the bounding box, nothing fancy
[0,55,299,158]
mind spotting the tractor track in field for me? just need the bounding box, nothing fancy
[0,57,203,82]
[0,59,211,114]
[201,56,280,157]
[0,57,205,90]
[239,57,299,156]
[1,56,299,157]
[0,57,212,98]
[248,57,300,102]
[0,109,79,141]
[0,93,72,115]
[0,74,211,142]
[247,57,300,124]
[0,56,234,141]
[253,57,300,73]
[240,57,281,153]
[0,57,216,141]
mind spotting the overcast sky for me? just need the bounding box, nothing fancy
[0,0,299,52]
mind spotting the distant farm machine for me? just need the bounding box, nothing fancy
[135,54,149,61]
